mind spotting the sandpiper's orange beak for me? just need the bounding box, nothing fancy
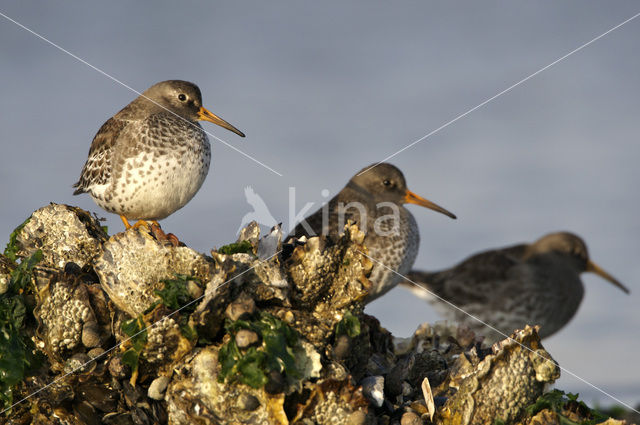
[198,106,245,137]
[586,260,629,294]
[404,190,456,219]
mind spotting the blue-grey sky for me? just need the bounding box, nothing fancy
[1,2,638,407]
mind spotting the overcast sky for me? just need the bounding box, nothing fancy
[1,2,638,407]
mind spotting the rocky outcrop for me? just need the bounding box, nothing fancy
[1,204,635,424]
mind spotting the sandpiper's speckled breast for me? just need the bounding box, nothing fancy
[364,207,419,302]
[94,114,211,220]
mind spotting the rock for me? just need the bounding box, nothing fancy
[237,221,260,250]
[361,375,385,408]
[87,347,105,359]
[94,226,212,317]
[64,352,91,374]
[347,410,369,425]
[186,279,203,299]
[225,292,256,321]
[15,203,107,269]
[293,379,372,424]
[166,347,284,425]
[285,223,372,312]
[235,329,260,348]
[141,315,195,375]
[436,325,560,425]
[332,334,352,360]
[108,355,128,379]
[4,204,626,425]
[401,411,423,425]
[148,376,170,401]
[238,393,261,411]
[82,321,102,348]
[33,272,98,357]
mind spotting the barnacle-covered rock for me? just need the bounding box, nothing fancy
[132,306,196,377]
[15,203,107,269]
[33,271,99,358]
[193,247,289,340]
[283,224,373,346]
[4,206,630,425]
[286,223,372,312]
[436,325,560,425]
[94,226,213,317]
[290,379,372,424]
[166,346,289,425]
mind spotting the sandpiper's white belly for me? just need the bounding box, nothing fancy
[93,133,211,220]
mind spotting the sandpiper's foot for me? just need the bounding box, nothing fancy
[148,222,182,247]
[132,220,151,229]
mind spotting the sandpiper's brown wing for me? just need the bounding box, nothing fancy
[402,243,528,306]
[73,118,127,195]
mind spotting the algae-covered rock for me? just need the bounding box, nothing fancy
[95,226,213,316]
[3,205,635,425]
[166,346,288,425]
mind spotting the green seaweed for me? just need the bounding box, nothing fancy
[526,390,610,424]
[154,274,197,312]
[121,316,148,374]
[153,274,198,339]
[218,312,304,389]
[0,249,43,413]
[217,240,254,255]
[335,310,361,338]
[3,217,30,262]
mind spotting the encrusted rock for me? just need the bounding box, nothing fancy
[286,223,372,312]
[15,203,107,269]
[225,292,256,321]
[4,205,627,425]
[291,379,372,425]
[94,226,213,316]
[436,325,560,425]
[166,346,287,425]
[34,273,98,357]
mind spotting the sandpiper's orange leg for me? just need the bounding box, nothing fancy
[120,215,132,229]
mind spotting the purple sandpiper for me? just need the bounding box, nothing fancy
[401,231,629,341]
[289,163,456,302]
[73,80,244,232]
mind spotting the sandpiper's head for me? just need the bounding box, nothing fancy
[530,232,629,293]
[140,80,245,137]
[349,163,456,219]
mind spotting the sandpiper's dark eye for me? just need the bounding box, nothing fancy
[178,94,187,102]
[383,179,391,186]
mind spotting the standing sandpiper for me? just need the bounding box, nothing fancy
[289,163,456,302]
[401,231,629,341]
[73,80,244,231]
